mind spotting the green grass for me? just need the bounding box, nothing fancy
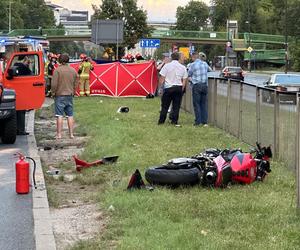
[69,96,299,250]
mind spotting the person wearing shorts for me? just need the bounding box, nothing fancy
[51,54,79,139]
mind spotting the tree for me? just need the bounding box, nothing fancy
[175,1,209,31]
[92,0,151,57]
[0,0,24,30]
[239,0,262,33]
[0,0,55,31]
[211,0,240,31]
[20,0,55,29]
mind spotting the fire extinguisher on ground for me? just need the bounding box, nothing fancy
[15,152,37,194]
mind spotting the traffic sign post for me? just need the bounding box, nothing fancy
[140,39,160,48]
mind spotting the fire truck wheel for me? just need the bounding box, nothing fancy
[2,112,17,144]
[145,167,201,186]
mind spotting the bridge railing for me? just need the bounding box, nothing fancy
[244,49,286,62]
[182,77,299,172]
[0,28,290,46]
[244,33,288,44]
[151,29,228,40]
[0,28,92,37]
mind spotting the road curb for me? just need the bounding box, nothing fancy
[27,110,56,250]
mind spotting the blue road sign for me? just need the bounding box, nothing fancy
[140,39,160,48]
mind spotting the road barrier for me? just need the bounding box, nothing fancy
[182,77,300,209]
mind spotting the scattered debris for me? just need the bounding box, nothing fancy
[108,205,115,212]
[201,230,208,236]
[46,168,60,175]
[63,174,75,182]
[117,106,129,113]
[74,155,119,172]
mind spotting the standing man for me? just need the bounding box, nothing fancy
[78,54,94,96]
[46,54,58,97]
[51,54,79,139]
[158,52,188,125]
[188,52,212,126]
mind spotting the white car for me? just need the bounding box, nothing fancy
[263,74,300,103]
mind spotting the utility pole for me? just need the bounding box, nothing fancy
[285,0,288,74]
[8,1,12,32]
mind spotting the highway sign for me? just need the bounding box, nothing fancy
[92,19,124,44]
[140,39,160,48]
[247,46,253,53]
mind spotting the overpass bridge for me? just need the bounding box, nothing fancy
[0,28,289,64]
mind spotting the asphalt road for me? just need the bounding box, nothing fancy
[208,71,270,86]
[0,135,35,250]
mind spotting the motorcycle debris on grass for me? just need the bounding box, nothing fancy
[73,155,119,172]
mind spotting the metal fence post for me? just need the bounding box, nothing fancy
[225,79,231,132]
[256,87,261,143]
[274,90,280,157]
[213,78,218,125]
[238,82,243,140]
[296,93,300,210]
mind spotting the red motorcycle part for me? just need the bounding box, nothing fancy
[74,155,119,171]
[231,153,257,184]
[213,155,232,187]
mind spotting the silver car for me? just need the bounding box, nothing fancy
[263,74,300,104]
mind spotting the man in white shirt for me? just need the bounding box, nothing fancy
[158,52,188,125]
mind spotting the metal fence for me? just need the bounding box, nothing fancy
[182,77,300,208]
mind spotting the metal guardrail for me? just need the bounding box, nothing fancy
[182,77,300,208]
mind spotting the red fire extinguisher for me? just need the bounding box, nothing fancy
[15,152,37,194]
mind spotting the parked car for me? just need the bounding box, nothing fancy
[262,74,300,104]
[219,66,245,81]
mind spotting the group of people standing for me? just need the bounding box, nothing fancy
[48,50,211,139]
[45,53,94,97]
[157,51,212,126]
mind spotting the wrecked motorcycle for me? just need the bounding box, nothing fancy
[145,143,272,187]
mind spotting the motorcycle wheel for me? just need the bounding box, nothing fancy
[145,166,201,186]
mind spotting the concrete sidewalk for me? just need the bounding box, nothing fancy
[0,110,56,250]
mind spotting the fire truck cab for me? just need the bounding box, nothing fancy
[0,37,46,143]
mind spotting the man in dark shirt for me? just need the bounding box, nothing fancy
[14,56,32,76]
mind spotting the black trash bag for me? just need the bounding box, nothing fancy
[127,169,145,190]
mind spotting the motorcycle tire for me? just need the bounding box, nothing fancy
[145,166,201,186]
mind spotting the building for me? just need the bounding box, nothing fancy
[45,1,89,32]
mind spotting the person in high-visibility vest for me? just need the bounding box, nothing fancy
[78,54,94,96]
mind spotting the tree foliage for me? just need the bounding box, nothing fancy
[0,0,55,31]
[92,0,151,56]
[211,0,240,31]
[20,0,56,29]
[175,1,209,31]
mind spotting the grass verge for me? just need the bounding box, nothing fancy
[69,96,299,250]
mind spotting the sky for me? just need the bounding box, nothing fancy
[51,0,211,22]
